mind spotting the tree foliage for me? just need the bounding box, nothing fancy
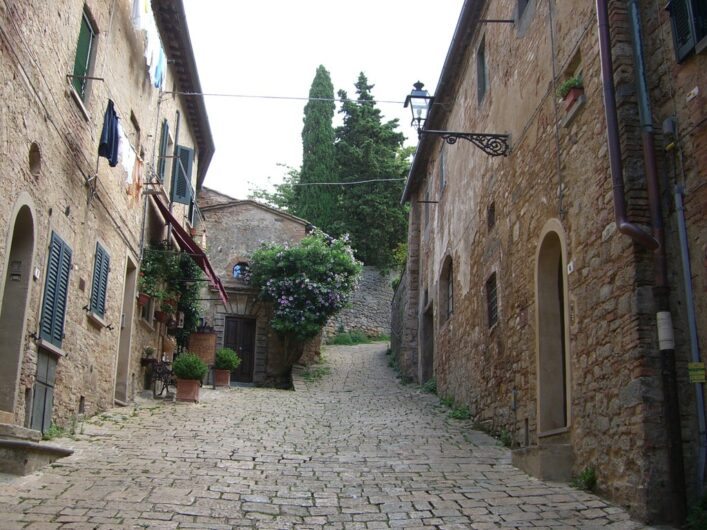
[248,164,299,211]
[248,230,362,343]
[334,73,409,269]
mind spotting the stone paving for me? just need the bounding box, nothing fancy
[0,343,656,529]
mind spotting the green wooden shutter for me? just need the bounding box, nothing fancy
[171,145,194,205]
[40,233,72,347]
[90,243,110,317]
[157,119,169,182]
[72,12,95,98]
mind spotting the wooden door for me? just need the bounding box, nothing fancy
[224,317,256,383]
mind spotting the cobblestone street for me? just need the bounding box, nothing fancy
[0,344,654,529]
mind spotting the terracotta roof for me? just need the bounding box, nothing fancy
[199,188,310,227]
[151,0,214,189]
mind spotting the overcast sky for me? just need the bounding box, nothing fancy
[182,0,465,200]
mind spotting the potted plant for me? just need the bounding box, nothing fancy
[136,292,150,307]
[140,346,156,367]
[172,352,208,402]
[213,347,241,387]
[557,75,583,110]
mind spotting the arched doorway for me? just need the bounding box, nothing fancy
[535,224,570,434]
[0,204,35,421]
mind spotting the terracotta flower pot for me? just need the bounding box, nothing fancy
[176,378,201,402]
[563,87,583,110]
[137,292,150,306]
[213,369,231,388]
[154,310,169,324]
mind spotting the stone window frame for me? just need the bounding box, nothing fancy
[439,256,454,325]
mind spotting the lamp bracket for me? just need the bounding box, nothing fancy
[420,130,510,157]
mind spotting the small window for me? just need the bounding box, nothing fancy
[40,233,72,348]
[140,296,155,325]
[667,0,707,62]
[171,145,194,205]
[486,272,498,328]
[477,36,488,104]
[233,262,250,280]
[440,258,453,322]
[439,145,447,192]
[90,243,110,317]
[71,8,97,100]
[487,202,496,230]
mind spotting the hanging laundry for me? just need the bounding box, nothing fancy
[98,99,119,167]
[128,157,144,205]
[131,0,149,31]
[117,121,137,182]
[154,49,166,89]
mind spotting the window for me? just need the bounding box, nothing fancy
[140,296,155,325]
[487,202,496,230]
[157,119,169,182]
[440,258,453,322]
[89,243,110,317]
[667,0,707,62]
[232,262,250,280]
[171,145,194,205]
[439,145,447,192]
[71,8,97,100]
[486,272,498,328]
[40,232,72,348]
[477,36,488,104]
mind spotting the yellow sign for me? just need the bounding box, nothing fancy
[688,362,706,384]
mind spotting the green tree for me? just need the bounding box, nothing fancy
[296,65,339,230]
[248,164,299,211]
[335,73,409,268]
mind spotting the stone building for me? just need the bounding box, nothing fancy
[392,0,706,524]
[0,0,221,463]
[197,188,319,387]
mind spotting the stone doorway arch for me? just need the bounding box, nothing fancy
[0,201,36,422]
[535,220,571,434]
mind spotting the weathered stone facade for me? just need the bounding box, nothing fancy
[323,266,395,340]
[197,188,320,387]
[394,0,706,523]
[0,0,214,439]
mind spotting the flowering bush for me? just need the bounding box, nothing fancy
[248,231,362,342]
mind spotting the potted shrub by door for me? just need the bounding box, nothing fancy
[213,347,241,388]
[172,352,208,403]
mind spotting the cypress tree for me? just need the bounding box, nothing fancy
[296,65,338,231]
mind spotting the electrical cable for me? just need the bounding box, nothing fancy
[291,178,406,186]
[165,91,406,105]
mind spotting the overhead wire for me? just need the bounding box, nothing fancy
[164,91,406,106]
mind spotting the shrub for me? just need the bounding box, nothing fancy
[421,378,437,394]
[327,330,371,345]
[214,348,241,371]
[570,467,597,492]
[249,230,362,342]
[172,352,208,381]
[449,405,470,420]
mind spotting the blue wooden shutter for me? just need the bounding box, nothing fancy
[40,233,72,347]
[171,145,193,205]
[157,119,169,182]
[90,243,109,317]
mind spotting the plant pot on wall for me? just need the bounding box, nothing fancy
[154,310,169,324]
[563,87,584,110]
[137,292,150,306]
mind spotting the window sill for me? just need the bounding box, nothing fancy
[86,311,107,330]
[140,318,155,332]
[560,95,586,129]
[67,85,90,122]
[36,339,67,358]
[538,426,570,438]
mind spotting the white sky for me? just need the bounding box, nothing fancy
[182,0,465,200]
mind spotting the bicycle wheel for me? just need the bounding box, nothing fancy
[152,376,166,397]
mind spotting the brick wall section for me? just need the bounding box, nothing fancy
[0,0,208,429]
[400,0,706,521]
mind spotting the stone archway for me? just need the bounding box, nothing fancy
[0,203,36,422]
[535,221,571,434]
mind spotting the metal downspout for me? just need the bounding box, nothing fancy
[627,0,687,520]
[676,185,706,497]
[597,0,686,521]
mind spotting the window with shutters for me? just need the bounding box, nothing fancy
[667,0,707,62]
[157,119,169,182]
[90,243,110,318]
[40,233,72,348]
[171,145,194,205]
[71,8,97,101]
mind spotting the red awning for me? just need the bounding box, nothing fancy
[151,196,229,306]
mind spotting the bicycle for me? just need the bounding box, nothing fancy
[151,360,174,398]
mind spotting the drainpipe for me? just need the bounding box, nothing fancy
[597,0,686,522]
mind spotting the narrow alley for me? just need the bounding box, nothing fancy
[0,344,654,529]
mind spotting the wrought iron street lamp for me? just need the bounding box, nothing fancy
[404,81,510,157]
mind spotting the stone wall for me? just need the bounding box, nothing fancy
[389,268,408,368]
[323,266,395,340]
